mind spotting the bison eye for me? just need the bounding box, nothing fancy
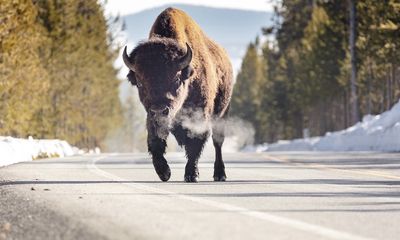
[172,76,182,90]
[137,81,143,88]
[174,74,182,84]
[181,66,194,80]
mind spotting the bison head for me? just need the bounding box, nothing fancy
[123,39,194,138]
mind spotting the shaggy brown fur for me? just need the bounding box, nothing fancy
[150,8,233,118]
[123,8,233,182]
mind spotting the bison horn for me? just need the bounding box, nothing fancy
[177,43,192,70]
[122,46,136,72]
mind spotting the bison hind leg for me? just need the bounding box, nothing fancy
[212,105,230,182]
[212,125,227,182]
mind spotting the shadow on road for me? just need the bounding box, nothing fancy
[2,152,400,214]
[2,178,400,186]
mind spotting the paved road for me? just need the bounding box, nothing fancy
[1,151,400,240]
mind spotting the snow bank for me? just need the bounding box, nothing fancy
[252,100,400,152]
[0,137,76,167]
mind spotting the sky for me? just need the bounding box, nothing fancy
[103,0,273,16]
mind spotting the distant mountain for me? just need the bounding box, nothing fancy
[122,4,272,73]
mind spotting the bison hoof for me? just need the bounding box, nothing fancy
[184,175,199,183]
[153,161,171,182]
[213,174,226,182]
[157,168,171,182]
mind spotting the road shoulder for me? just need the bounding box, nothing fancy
[0,179,106,240]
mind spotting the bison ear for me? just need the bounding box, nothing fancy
[127,71,137,86]
[181,65,194,81]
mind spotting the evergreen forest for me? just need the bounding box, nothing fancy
[0,0,122,149]
[231,0,400,144]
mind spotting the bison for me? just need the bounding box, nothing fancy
[122,7,233,182]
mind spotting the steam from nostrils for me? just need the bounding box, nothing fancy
[173,108,255,153]
[220,117,255,151]
[106,103,255,153]
[206,116,255,153]
[177,108,211,138]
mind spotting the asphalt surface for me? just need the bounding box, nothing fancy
[1,151,400,240]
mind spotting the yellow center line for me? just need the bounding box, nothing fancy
[263,154,400,180]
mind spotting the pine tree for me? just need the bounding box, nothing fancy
[0,0,123,148]
[32,0,123,148]
[247,0,400,142]
[0,0,50,137]
[231,40,267,143]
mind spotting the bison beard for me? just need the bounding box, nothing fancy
[122,8,233,182]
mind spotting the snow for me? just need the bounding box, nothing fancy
[247,100,400,152]
[0,136,77,168]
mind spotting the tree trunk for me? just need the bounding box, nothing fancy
[367,58,373,114]
[391,62,397,105]
[386,67,391,110]
[344,90,349,128]
[349,0,359,123]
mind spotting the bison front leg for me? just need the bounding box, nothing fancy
[184,132,209,183]
[147,119,171,182]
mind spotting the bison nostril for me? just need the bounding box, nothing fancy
[150,107,169,116]
[162,108,169,115]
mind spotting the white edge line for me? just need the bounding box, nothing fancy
[87,155,374,240]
